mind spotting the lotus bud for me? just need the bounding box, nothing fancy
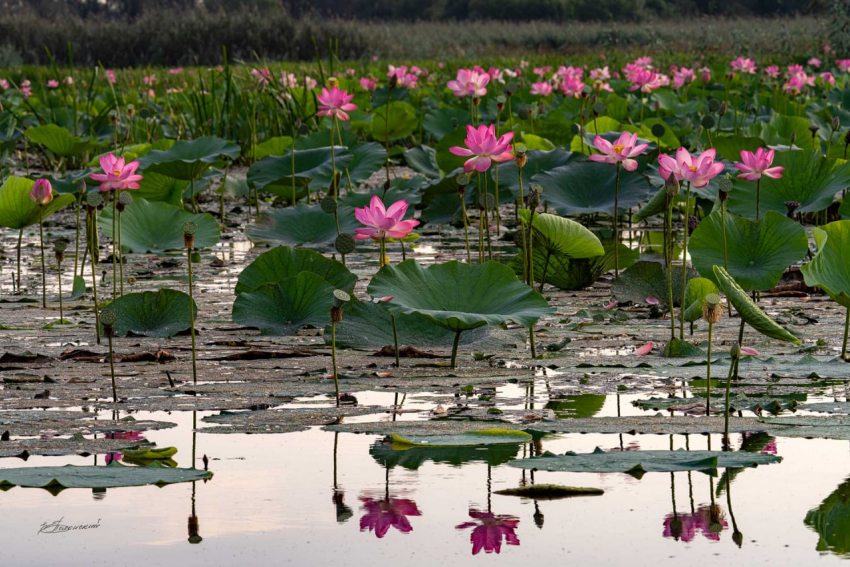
[514,145,527,169]
[845,130,850,146]
[86,192,103,212]
[718,102,728,116]
[126,104,135,119]
[116,190,133,212]
[702,293,723,324]
[650,123,666,138]
[790,132,797,144]
[335,233,355,255]
[29,179,53,206]
[388,74,398,89]
[732,530,743,548]
[527,184,542,210]
[78,179,87,196]
[54,239,67,263]
[785,200,800,218]
[182,221,198,249]
[718,178,732,202]
[320,195,338,214]
[687,215,699,235]
[496,95,506,113]
[472,97,481,108]
[708,99,721,113]
[809,124,820,138]
[100,309,117,338]
[593,101,605,116]
[665,172,680,197]
[701,115,716,129]
[730,341,741,361]
[518,106,531,121]
[832,116,841,131]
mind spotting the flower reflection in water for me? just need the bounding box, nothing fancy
[103,431,145,464]
[663,505,728,542]
[456,509,521,555]
[359,497,421,538]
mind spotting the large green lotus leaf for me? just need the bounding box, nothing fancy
[309,142,385,189]
[244,203,359,247]
[713,265,800,344]
[611,261,696,307]
[371,101,418,142]
[532,160,652,216]
[511,239,638,291]
[418,174,469,225]
[495,148,575,201]
[105,289,197,338]
[247,148,353,194]
[87,140,175,167]
[391,429,532,447]
[727,150,850,217]
[545,394,607,418]
[632,185,669,223]
[435,127,470,174]
[422,107,471,141]
[25,124,94,157]
[0,177,75,229]
[367,260,554,332]
[324,299,492,348]
[138,136,240,180]
[253,136,293,160]
[99,198,220,252]
[747,114,820,151]
[805,479,850,555]
[683,277,720,323]
[0,461,211,490]
[689,210,808,291]
[801,222,850,309]
[371,440,519,470]
[508,447,781,475]
[710,135,766,163]
[231,273,334,335]
[294,129,358,150]
[519,211,604,259]
[404,146,441,179]
[235,246,356,295]
[339,185,422,210]
[569,117,621,153]
[132,170,190,206]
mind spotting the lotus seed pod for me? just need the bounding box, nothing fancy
[580,108,592,120]
[702,293,723,323]
[708,99,721,113]
[665,172,680,197]
[456,173,470,188]
[718,177,733,199]
[570,123,581,135]
[809,124,820,136]
[478,193,496,211]
[118,191,133,206]
[527,185,542,209]
[333,289,351,309]
[54,240,68,253]
[320,196,338,214]
[100,309,117,337]
[730,341,741,361]
[87,192,103,209]
[505,82,518,96]
[687,215,699,235]
[701,115,716,129]
[518,106,531,120]
[496,95,507,105]
[593,101,605,116]
[785,200,800,218]
[334,233,356,255]
[183,221,198,248]
[651,123,666,138]
[330,305,343,323]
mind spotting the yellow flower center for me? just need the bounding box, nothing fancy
[113,169,122,176]
[612,144,625,154]
[688,165,699,172]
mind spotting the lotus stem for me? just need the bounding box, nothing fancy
[843,307,849,361]
[186,243,198,385]
[528,209,538,360]
[38,206,46,308]
[74,192,82,278]
[111,192,118,299]
[88,215,101,344]
[107,330,117,403]
[494,164,501,246]
[706,322,713,416]
[721,200,728,271]
[724,348,739,446]
[459,194,472,263]
[56,250,64,323]
[384,85,392,185]
[450,330,462,369]
[755,177,761,221]
[391,315,400,368]
[15,228,22,292]
[291,144,297,207]
[613,162,621,280]
[679,182,691,340]
[220,164,229,227]
[539,251,551,293]
[331,320,340,407]
[118,206,124,296]
[665,195,675,340]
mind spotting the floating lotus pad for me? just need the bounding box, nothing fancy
[0,461,212,491]
[391,429,533,448]
[495,484,604,499]
[235,246,357,295]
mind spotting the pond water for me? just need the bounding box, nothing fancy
[1,394,849,567]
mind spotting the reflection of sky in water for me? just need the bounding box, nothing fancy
[0,404,846,566]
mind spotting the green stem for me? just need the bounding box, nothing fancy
[16,228,21,291]
[706,322,713,416]
[680,182,691,340]
[665,196,675,340]
[332,321,340,406]
[191,177,198,214]
[755,177,761,221]
[57,259,63,322]
[89,212,101,345]
[539,251,551,293]
[450,330,462,369]
[724,356,737,443]
[460,195,472,263]
[391,315,400,368]
[74,193,81,278]
[843,307,849,361]
[111,193,117,299]
[187,246,197,385]
[613,162,621,279]
[220,165,229,227]
[118,207,124,296]
[108,333,117,403]
[38,206,46,308]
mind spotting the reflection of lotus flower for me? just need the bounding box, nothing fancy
[90,153,143,192]
[354,195,419,241]
[662,505,728,542]
[104,431,145,464]
[359,497,421,538]
[456,509,520,555]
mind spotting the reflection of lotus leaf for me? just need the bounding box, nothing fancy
[545,394,606,418]
[370,441,520,470]
[805,478,850,555]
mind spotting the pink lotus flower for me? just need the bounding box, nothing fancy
[634,343,653,356]
[169,67,184,75]
[658,147,724,188]
[305,76,317,89]
[359,77,377,91]
[63,76,73,86]
[359,497,421,538]
[90,153,143,192]
[740,346,760,356]
[447,68,490,98]
[105,69,117,84]
[449,124,514,173]
[646,296,660,305]
[530,82,553,96]
[354,196,420,241]
[590,66,610,80]
[734,148,784,181]
[699,67,711,84]
[604,300,618,309]
[588,132,648,171]
[808,57,822,68]
[561,75,585,98]
[673,68,695,89]
[628,68,662,93]
[837,59,850,73]
[456,509,520,555]
[730,57,757,74]
[764,65,781,79]
[46,79,59,88]
[30,179,53,205]
[317,86,357,122]
[820,72,836,86]
[634,56,653,67]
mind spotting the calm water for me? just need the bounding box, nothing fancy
[2,394,850,566]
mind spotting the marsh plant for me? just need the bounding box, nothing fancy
[183,221,199,385]
[330,289,351,407]
[29,179,53,308]
[86,192,103,344]
[100,309,118,403]
[53,240,68,323]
